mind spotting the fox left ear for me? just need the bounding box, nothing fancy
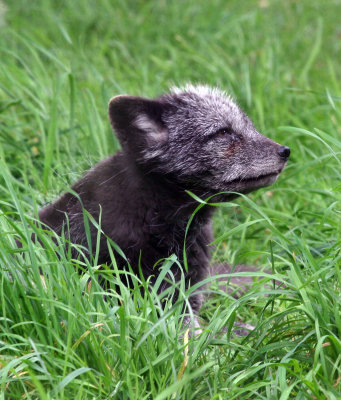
[108,95,168,150]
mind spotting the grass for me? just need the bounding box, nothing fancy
[1,0,341,398]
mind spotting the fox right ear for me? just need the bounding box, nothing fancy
[108,95,168,151]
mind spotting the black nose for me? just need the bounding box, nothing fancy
[277,146,290,159]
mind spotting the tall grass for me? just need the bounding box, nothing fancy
[1,0,341,398]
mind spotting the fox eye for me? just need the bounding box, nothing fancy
[216,128,233,137]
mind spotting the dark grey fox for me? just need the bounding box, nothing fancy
[39,84,290,319]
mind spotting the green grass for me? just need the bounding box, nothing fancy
[1,0,341,398]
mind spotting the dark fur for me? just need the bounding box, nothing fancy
[39,85,290,315]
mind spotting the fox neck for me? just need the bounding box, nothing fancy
[123,154,216,227]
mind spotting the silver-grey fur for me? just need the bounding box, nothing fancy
[38,84,290,329]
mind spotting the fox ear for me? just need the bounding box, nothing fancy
[108,95,168,150]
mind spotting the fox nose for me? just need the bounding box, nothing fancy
[277,146,290,159]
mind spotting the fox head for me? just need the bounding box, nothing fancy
[108,84,289,196]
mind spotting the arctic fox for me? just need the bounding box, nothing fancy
[39,84,290,316]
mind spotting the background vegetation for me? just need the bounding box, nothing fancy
[1,0,340,398]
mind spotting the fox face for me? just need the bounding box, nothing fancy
[109,84,289,197]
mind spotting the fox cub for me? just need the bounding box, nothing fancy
[39,84,290,315]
